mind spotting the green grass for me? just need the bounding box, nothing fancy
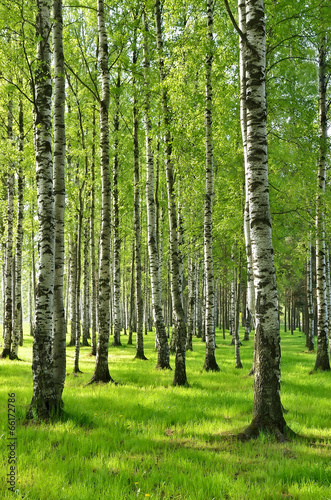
[1,327,331,499]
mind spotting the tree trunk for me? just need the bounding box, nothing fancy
[28,0,58,419]
[239,0,255,345]
[314,35,330,372]
[12,100,24,357]
[1,103,14,359]
[89,0,115,384]
[112,70,122,347]
[90,105,97,356]
[132,26,146,359]
[237,0,289,440]
[307,238,314,351]
[143,7,170,370]
[155,0,187,385]
[202,0,219,372]
[52,0,66,405]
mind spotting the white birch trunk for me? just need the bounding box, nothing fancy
[238,0,288,439]
[155,0,187,385]
[203,0,219,372]
[52,0,66,403]
[1,102,14,359]
[143,7,170,369]
[12,100,24,358]
[89,0,114,383]
[307,237,314,351]
[314,35,330,371]
[28,0,58,418]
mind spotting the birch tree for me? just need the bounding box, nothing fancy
[28,0,58,419]
[314,33,330,372]
[236,0,290,440]
[155,0,187,385]
[1,102,14,359]
[143,6,170,370]
[132,16,146,360]
[89,0,115,384]
[52,0,66,403]
[203,0,219,372]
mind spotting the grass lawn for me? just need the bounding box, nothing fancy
[1,327,331,499]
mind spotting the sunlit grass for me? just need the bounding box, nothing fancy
[1,326,331,499]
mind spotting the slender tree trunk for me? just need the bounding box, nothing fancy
[143,7,170,369]
[82,219,90,346]
[307,238,315,350]
[202,0,219,372]
[1,103,14,359]
[52,0,66,404]
[90,106,97,356]
[314,35,330,372]
[155,0,186,385]
[237,0,289,440]
[12,100,24,357]
[28,0,58,419]
[112,70,122,347]
[132,27,146,359]
[89,0,115,384]
[73,187,83,373]
[128,243,134,346]
[69,231,77,347]
[186,255,196,351]
[239,0,255,346]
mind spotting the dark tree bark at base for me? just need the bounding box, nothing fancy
[155,361,172,370]
[203,353,220,372]
[73,368,83,374]
[87,368,115,385]
[238,416,295,443]
[313,355,330,372]
[82,340,90,347]
[67,340,75,347]
[112,339,122,347]
[236,362,243,369]
[134,352,148,360]
[173,369,187,386]
[1,348,11,359]
[27,397,63,421]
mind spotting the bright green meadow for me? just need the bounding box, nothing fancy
[1,327,331,499]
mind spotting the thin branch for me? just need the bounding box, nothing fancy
[64,62,99,102]
[0,75,34,104]
[223,0,245,41]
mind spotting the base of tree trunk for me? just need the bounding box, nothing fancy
[311,364,330,373]
[248,366,255,376]
[313,357,330,372]
[0,348,11,359]
[237,416,295,443]
[26,396,62,421]
[155,361,172,370]
[134,352,148,360]
[90,349,96,356]
[86,371,116,385]
[236,362,243,369]
[172,375,188,386]
[127,339,133,345]
[67,340,75,347]
[112,339,122,347]
[82,341,90,347]
[203,353,220,372]
[73,368,83,374]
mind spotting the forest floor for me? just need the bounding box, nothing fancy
[0,326,331,499]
